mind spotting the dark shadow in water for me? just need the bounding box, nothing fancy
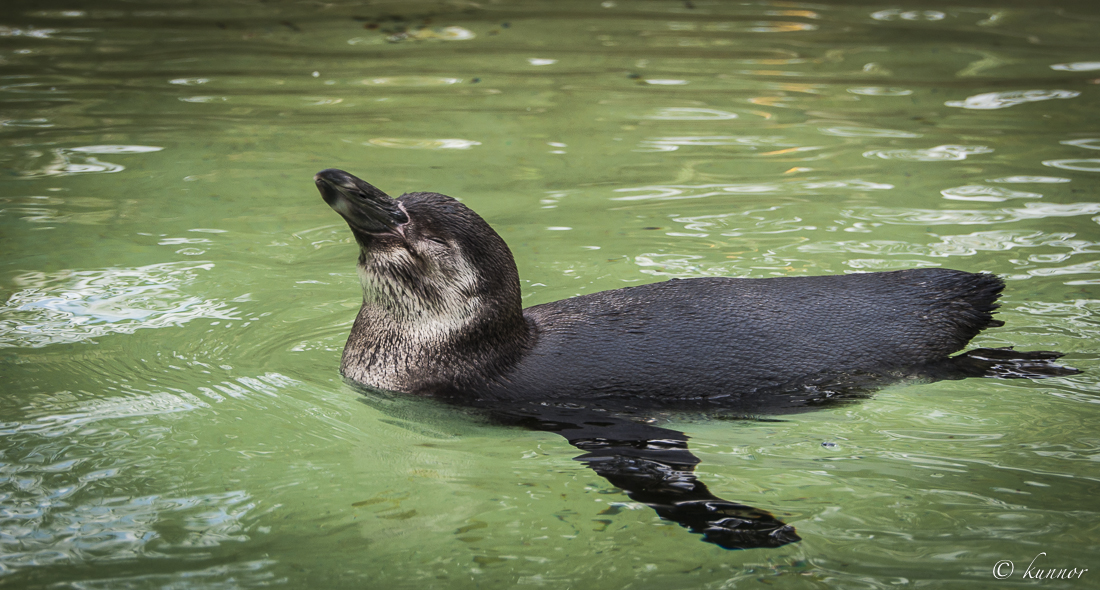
[486,403,800,550]
[355,347,1077,551]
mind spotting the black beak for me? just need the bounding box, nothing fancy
[315,168,408,234]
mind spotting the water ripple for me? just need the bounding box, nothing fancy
[871,9,945,21]
[940,185,1042,202]
[0,262,240,348]
[365,138,480,150]
[988,176,1069,184]
[0,371,303,576]
[0,26,94,41]
[0,490,255,570]
[1043,159,1100,172]
[360,76,462,87]
[944,90,1080,110]
[644,107,738,120]
[19,145,162,177]
[1051,62,1100,72]
[863,145,993,161]
[48,559,279,589]
[842,202,1100,225]
[672,208,812,236]
[798,230,1098,260]
[635,135,798,152]
[846,87,913,97]
[820,126,921,138]
[1060,138,1100,151]
[611,179,893,201]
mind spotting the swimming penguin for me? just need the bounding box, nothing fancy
[314,168,1076,405]
[315,168,1078,551]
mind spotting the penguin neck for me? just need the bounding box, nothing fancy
[341,282,533,396]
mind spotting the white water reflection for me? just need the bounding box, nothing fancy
[179,96,227,103]
[0,262,239,348]
[1051,62,1100,72]
[634,253,739,278]
[863,145,993,161]
[53,560,279,589]
[988,176,1070,184]
[940,185,1042,202]
[1,118,53,128]
[820,126,921,138]
[1012,260,1100,282]
[360,76,461,86]
[69,145,161,154]
[636,136,798,152]
[365,138,480,149]
[0,26,92,41]
[348,25,474,45]
[612,179,893,201]
[664,20,816,33]
[799,230,1096,259]
[843,202,1100,225]
[671,207,812,236]
[4,373,298,438]
[20,145,162,177]
[846,87,913,96]
[1060,138,1100,150]
[871,9,945,21]
[1043,159,1100,172]
[0,488,256,570]
[169,77,210,85]
[644,107,738,120]
[944,90,1079,110]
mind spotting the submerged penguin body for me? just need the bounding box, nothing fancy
[317,169,1073,405]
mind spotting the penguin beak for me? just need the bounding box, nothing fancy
[314,168,409,235]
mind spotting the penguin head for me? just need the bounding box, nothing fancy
[315,169,523,334]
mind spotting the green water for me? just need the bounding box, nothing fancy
[2,0,1098,588]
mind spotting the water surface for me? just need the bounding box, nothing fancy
[1,0,1098,588]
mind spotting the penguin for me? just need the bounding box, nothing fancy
[314,168,1076,406]
[314,168,1076,551]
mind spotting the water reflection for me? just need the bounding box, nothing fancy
[871,9,945,21]
[863,145,993,161]
[944,89,1080,110]
[636,136,798,152]
[359,76,462,86]
[613,179,892,201]
[18,145,162,178]
[819,126,920,138]
[0,262,239,348]
[1043,159,1100,172]
[365,138,480,150]
[988,176,1069,183]
[0,25,93,41]
[844,202,1100,225]
[940,185,1042,202]
[1060,138,1100,150]
[489,404,799,550]
[644,107,739,120]
[1,479,257,571]
[1051,62,1100,71]
[846,87,913,96]
[0,371,299,576]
